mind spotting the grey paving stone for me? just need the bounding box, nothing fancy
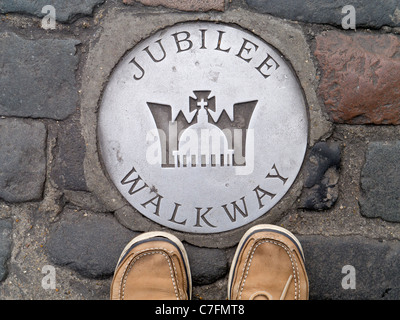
[50,120,88,191]
[0,32,80,120]
[0,0,105,23]
[300,235,400,300]
[246,0,400,28]
[0,119,47,202]
[0,219,12,282]
[184,243,228,285]
[360,141,400,222]
[47,209,139,279]
[47,208,230,284]
[299,142,341,210]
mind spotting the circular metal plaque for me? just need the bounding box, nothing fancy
[98,22,308,234]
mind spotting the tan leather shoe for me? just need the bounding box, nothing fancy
[228,224,309,300]
[110,231,192,300]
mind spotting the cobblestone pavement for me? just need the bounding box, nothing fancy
[1,0,400,300]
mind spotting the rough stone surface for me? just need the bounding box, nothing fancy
[0,119,47,202]
[185,243,228,285]
[0,0,105,23]
[0,219,12,282]
[123,0,225,12]
[50,119,88,191]
[0,32,80,120]
[360,141,400,222]
[315,31,400,125]
[246,0,400,28]
[300,235,400,300]
[47,208,229,284]
[47,209,138,279]
[299,142,341,210]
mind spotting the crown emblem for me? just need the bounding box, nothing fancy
[147,90,257,168]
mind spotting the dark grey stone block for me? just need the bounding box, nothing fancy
[246,0,400,28]
[184,243,228,285]
[299,235,400,300]
[360,141,400,222]
[0,32,80,120]
[0,119,47,202]
[0,0,105,23]
[50,119,88,191]
[47,209,138,279]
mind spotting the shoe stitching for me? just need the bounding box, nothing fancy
[258,236,302,299]
[238,239,298,300]
[169,252,187,299]
[121,250,179,300]
[119,247,182,300]
[236,239,256,298]
[237,239,300,300]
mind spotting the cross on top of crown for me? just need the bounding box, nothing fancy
[197,98,208,110]
[196,98,210,123]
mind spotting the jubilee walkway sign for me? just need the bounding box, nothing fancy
[98,22,308,233]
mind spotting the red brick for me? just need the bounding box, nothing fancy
[314,31,400,125]
[123,0,225,12]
